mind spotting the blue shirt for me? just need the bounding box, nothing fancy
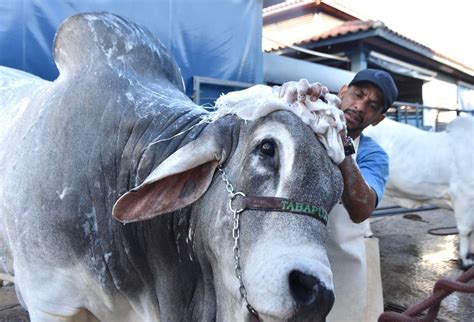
[356,134,389,207]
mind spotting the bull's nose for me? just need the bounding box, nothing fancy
[289,270,335,315]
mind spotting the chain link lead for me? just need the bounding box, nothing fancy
[217,165,260,321]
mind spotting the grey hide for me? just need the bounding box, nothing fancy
[0,13,343,322]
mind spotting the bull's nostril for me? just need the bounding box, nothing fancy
[289,270,319,305]
[288,270,335,318]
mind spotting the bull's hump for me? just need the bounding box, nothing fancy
[53,12,184,91]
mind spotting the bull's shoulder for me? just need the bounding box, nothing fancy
[364,118,432,145]
[446,116,474,134]
[381,118,422,134]
[53,12,184,91]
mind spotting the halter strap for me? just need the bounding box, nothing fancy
[240,196,328,226]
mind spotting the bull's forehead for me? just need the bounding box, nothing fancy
[227,110,343,212]
[210,84,346,164]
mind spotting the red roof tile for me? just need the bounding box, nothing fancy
[264,20,397,52]
[290,19,430,51]
[313,19,380,40]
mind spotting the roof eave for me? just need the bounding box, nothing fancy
[375,29,474,77]
[268,29,379,55]
[263,0,359,25]
[270,28,473,78]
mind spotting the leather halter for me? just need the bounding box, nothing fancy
[236,195,328,226]
[228,193,329,321]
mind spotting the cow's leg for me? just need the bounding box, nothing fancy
[13,264,104,322]
[470,231,474,263]
[451,194,474,268]
[458,229,473,268]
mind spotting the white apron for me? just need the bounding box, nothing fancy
[326,137,384,322]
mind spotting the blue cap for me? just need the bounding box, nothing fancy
[349,69,398,111]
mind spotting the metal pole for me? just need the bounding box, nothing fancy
[372,205,439,217]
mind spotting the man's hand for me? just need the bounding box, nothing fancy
[273,79,348,164]
[277,79,329,104]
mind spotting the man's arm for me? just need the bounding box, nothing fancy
[338,156,377,223]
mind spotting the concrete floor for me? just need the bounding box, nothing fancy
[1,196,472,321]
[372,197,473,322]
[0,284,28,321]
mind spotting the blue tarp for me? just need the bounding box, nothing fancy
[0,0,263,98]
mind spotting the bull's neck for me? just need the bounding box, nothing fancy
[131,210,215,320]
[121,106,211,191]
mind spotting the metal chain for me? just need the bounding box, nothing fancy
[217,165,260,320]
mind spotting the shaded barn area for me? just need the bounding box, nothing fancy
[2,195,472,321]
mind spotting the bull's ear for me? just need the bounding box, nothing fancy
[112,124,230,223]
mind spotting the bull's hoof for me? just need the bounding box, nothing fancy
[460,255,474,270]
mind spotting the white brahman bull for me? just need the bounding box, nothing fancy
[0,12,345,321]
[364,117,474,267]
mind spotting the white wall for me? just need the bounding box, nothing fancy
[422,79,458,127]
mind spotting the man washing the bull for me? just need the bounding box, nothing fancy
[279,69,398,321]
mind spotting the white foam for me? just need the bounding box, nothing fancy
[208,85,346,164]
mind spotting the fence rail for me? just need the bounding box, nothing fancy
[372,205,440,217]
[387,102,474,130]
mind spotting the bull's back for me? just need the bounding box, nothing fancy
[0,67,50,272]
[364,117,472,208]
[0,67,49,139]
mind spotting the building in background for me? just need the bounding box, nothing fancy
[1,0,473,129]
[262,0,474,129]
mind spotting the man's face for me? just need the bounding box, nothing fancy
[338,82,386,136]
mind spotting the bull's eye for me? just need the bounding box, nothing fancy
[259,139,275,157]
